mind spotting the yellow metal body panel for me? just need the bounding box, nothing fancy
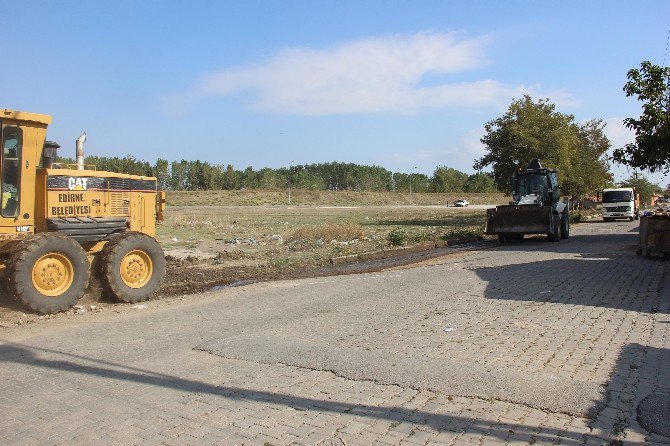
[1,108,159,255]
[36,168,158,237]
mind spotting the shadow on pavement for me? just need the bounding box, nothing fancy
[493,231,638,254]
[584,342,670,441]
[0,342,594,443]
[473,231,667,314]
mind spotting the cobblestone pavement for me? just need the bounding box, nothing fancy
[1,220,668,445]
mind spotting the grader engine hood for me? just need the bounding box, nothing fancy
[35,170,160,239]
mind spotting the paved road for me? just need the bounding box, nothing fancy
[1,220,669,445]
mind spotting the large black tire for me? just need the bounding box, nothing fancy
[99,232,166,303]
[548,220,561,242]
[6,234,90,314]
[561,211,570,239]
[603,217,613,222]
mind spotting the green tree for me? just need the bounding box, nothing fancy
[619,175,663,205]
[474,95,612,198]
[154,158,170,190]
[613,61,670,173]
[561,119,614,199]
[170,160,189,190]
[463,172,497,193]
[223,164,239,189]
[431,166,469,192]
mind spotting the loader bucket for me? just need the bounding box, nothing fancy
[485,205,553,235]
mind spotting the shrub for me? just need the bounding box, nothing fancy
[413,232,429,243]
[387,228,408,246]
[441,227,484,240]
[570,212,583,223]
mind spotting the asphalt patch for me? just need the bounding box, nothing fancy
[196,335,606,417]
[637,393,670,438]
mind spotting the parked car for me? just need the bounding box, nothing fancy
[454,199,470,207]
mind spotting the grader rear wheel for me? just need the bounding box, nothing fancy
[7,234,90,314]
[100,232,166,303]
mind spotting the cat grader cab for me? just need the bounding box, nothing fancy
[0,108,166,314]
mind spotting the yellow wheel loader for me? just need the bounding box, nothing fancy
[0,109,166,313]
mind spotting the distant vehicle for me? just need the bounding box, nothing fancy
[454,199,469,207]
[602,187,639,222]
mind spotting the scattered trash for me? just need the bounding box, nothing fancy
[443,327,456,332]
[170,237,179,242]
[129,304,148,309]
[539,290,552,294]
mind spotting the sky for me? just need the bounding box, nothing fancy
[3,0,670,187]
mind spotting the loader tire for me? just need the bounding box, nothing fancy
[548,221,561,242]
[7,234,90,314]
[561,212,570,239]
[100,232,166,303]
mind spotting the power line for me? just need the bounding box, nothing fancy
[664,27,670,67]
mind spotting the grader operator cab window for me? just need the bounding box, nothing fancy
[1,125,22,217]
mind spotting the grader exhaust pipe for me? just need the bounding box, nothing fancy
[76,132,86,170]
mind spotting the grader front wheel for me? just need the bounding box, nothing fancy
[7,234,90,314]
[100,232,166,303]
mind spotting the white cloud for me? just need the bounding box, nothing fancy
[603,117,634,151]
[164,31,577,115]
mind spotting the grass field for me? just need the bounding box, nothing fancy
[155,189,504,291]
[167,189,506,207]
[158,204,488,253]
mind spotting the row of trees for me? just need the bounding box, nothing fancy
[59,156,498,193]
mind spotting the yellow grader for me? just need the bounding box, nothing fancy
[0,108,166,313]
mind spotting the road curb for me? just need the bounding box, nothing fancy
[330,237,482,265]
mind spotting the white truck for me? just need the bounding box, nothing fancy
[602,187,639,222]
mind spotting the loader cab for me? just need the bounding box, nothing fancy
[513,168,559,206]
[515,173,550,197]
